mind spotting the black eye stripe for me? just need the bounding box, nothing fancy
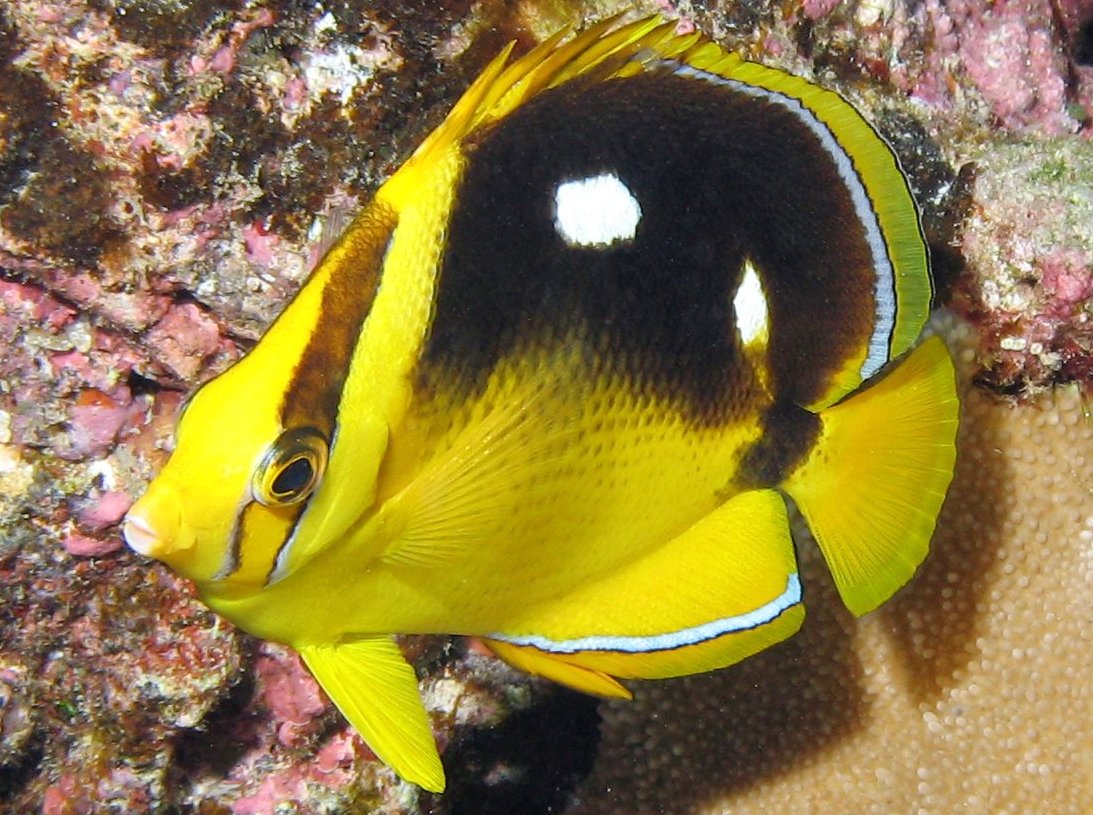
[279,203,397,437]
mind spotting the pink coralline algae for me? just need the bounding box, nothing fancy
[64,387,146,461]
[243,220,285,267]
[61,530,123,558]
[254,643,330,748]
[913,0,1079,133]
[188,7,276,78]
[777,0,1092,137]
[1040,248,1093,308]
[211,644,367,815]
[144,304,229,381]
[230,731,365,815]
[63,489,134,556]
[801,0,842,21]
[0,280,75,330]
[76,490,133,533]
[952,138,1093,394]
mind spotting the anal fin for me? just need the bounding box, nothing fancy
[486,488,805,688]
[782,335,959,616]
[483,639,632,699]
[299,637,445,792]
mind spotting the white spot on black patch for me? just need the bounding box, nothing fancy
[666,60,898,379]
[552,173,642,248]
[734,260,769,346]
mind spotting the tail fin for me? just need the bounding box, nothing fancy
[781,336,959,616]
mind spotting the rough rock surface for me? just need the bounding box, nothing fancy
[1,0,1089,813]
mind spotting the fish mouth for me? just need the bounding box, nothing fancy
[121,477,204,559]
[122,512,161,557]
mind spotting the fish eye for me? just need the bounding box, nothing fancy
[251,427,329,507]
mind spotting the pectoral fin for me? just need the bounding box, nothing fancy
[485,488,804,689]
[299,637,445,792]
[379,377,581,569]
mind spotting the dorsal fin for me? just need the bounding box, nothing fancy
[406,16,709,162]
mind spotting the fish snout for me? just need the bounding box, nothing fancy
[122,482,191,560]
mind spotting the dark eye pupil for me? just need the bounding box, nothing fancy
[272,457,313,497]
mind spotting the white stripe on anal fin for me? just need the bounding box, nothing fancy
[490,572,801,655]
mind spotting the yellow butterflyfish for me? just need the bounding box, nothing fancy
[123,16,959,793]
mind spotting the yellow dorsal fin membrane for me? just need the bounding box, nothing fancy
[407,16,710,162]
[486,489,804,684]
[299,637,445,792]
[384,16,671,202]
[781,336,959,616]
[476,16,668,128]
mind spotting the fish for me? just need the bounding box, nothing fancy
[122,15,960,793]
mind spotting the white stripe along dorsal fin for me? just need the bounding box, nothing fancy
[657,55,930,407]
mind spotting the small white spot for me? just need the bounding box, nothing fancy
[1000,336,1027,351]
[314,11,337,34]
[733,260,769,345]
[553,173,642,248]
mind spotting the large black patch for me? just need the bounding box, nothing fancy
[417,69,878,421]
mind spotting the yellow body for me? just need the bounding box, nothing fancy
[124,17,959,792]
